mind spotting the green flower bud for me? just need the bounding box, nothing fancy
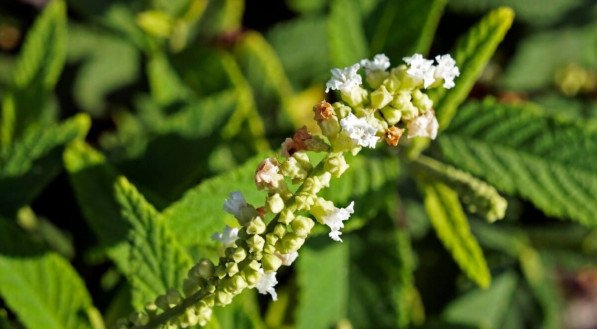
[246,216,266,234]
[246,234,265,252]
[391,91,412,109]
[412,89,433,112]
[266,194,285,214]
[237,206,258,226]
[129,311,149,326]
[280,157,309,182]
[155,294,170,310]
[166,288,181,306]
[311,197,335,224]
[225,262,239,276]
[241,266,260,286]
[181,307,199,327]
[263,243,276,254]
[333,103,352,119]
[295,192,315,211]
[197,305,213,327]
[371,85,393,109]
[331,132,358,153]
[215,264,227,279]
[366,70,389,89]
[278,209,295,224]
[228,274,248,292]
[189,258,215,280]
[399,102,419,121]
[383,68,403,92]
[341,86,368,107]
[262,253,283,272]
[325,153,349,178]
[278,233,305,254]
[215,290,233,306]
[183,276,202,297]
[273,223,287,238]
[203,294,215,307]
[380,106,402,125]
[230,247,247,263]
[291,216,315,237]
[319,116,341,138]
[144,302,158,316]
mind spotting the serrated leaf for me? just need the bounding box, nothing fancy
[296,237,349,329]
[0,114,90,216]
[369,0,447,59]
[12,0,67,90]
[328,0,368,67]
[162,153,268,250]
[440,99,597,227]
[115,176,193,308]
[420,180,491,288]
[432,7,514,129]
[443,271,518,328]
[63,141,132,273]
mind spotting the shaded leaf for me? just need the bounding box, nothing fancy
[0,114,90,216]
[115,176,193,308]
[328,0,368,67]
[296,237,349,329]
[440,99,597,227]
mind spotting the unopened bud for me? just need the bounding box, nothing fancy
[247,216,266,234]
[262,253,283,272]
[278,233,305,254]
[370,85,393,109]
[246,234,265,252]
[129,311,149,326]
[266,194,285,214]
[325,153,349,178]
[380,106,402,125]
[291,216,315,237]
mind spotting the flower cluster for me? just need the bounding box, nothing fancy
[116,53,458,329]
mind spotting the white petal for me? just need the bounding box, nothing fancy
[325,64,362,93]
[340,114,380,148]
[255,269,278,301]
[360,54,390,74]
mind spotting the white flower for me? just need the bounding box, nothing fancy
[255,158,284,190]
[403,53,436,88]
[223,191,247,219]
[407,110,439,140]
[255,269,278,300]
[276,252,299,266]
[323,201,355,242]
[340,113,380,148]
[360,54,390,74]
[434,54,459,89]
[211,225,239,248]
[325,64,362,93]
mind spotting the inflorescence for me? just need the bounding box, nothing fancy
[117,53,459,329]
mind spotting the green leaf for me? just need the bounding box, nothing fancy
[12,0,67,90]
[432,7,514,129]
[296,237,349,329]
[369,0,447,59]
[328,0,368,67]
[420,180,491,288]
[162,153,268,250]
[198,0,244,36]
[63,141,132,273]
[68,25,140,116]
[147,52,191,106]
[8,0,68,139]
[0,221,95,329]
[0,254,95,329]
[0,114,90,216]
[440,99,597,227]
[443,271,518,328]
[114,176,193,308]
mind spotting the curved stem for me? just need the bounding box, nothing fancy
[131,290,212,329]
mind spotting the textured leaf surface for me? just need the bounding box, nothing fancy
[0,220,94,329]
[440,99,597,226]
[115,177,193,308]
[421,180,491,287]
[0,115,90,215]
[296,238,349,329]
[328,0,368,67]
[443,271,518,328]
[431,7,514,129]
[369,0,446,59]
[163,153,268,249]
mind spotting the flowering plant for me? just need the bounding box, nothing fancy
[0,1,596,329]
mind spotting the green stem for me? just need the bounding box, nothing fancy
[131,290,212,329]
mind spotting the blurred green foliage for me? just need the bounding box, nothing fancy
[0,0,595,328]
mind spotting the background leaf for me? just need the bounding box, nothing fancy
[115,176,193,308]
[420,180,491,288]
[439,99,597,227]
[327,0,368,67]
